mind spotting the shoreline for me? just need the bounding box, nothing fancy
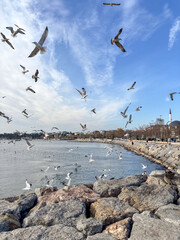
[71,138,180,173]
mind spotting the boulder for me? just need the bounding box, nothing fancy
[155,204,180,226]
[103,217,132,240]
[93,175,147,197]
[118,183,177,212]
[90,197,138,226]
[87,233,117,240]
[129,212,180,240]
[76,217,103,236]
[35,187,57,198]
[0,213,21,232]
[23,199,86,228]
[0,224,84,240]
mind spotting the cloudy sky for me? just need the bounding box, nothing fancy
[0,0,180,133]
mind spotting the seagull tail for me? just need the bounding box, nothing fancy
[40,46,47,54]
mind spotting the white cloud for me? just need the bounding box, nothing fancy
[168,17,180,50]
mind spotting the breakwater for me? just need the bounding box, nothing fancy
[0,170,180,239]
[73,139,180,173]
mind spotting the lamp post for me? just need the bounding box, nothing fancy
[166,121,171,143]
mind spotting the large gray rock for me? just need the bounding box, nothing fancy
[155,204,180,226]
[129,212,180,240]
[0,224,84,240]
[87,233,116,240]
[118,183,177,212]
[23,199,86,228]
[90,197,138,226]
[93,175,147,197]
[0,213,21,232]
[76,217,103,236]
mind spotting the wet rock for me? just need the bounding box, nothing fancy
[87,233,117,240]
[76,217,103,236]
[23,199,86,228]
[155,204,180,226]
[118,183,177,212]
[103,217,132,240]
[129,212,180,240]
[90,197,138,226]
[0,213,21,232]
[93,175,147,197]
[0,224,84,240]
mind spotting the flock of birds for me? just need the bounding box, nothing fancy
[0,2,178,191]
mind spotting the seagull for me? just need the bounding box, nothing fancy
[169,92,180,101]
[65,172,73,180]
[91,108,96,114]
[80,123,87,131]
[22,179,32,190]
[120,103,131,118]
[127,81,136,90]
[0,111,5,117]
[20,65,29,74]
[89,154,95,163]
[141,163,147,169]
[111,28,126,52]
[28,26,48,57]
[54,166,60,171]
[26,86,35,93]
[136,106,142,111]
[95,174,106,180]
[76,88,88,101]
[2,96,6,98]
[46,177,54,187]
[32,69,39,82]
[125,114,132,128]
[22,109,28,116]
[25,139,34,150]
[1,32,14,49]
[41,166,50,173]
[3,115,12,123]
[103,3,120,6]
[6,25,25,37]
[119,152,122,160]
[51,127,59,131]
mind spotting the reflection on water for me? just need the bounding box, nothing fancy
[0,140,165,198]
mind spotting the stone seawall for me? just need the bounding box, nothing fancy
[73,139,180,173]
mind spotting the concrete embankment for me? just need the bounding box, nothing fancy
[73,139,180,173]
[0,171,180,239]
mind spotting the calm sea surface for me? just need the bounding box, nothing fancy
[0,140,165,198]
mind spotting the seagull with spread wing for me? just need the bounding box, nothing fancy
[26,86,35,93]
[128,81,136,90]
[20,65,29,74]
[111,28,126,52]
[120,103,131,118]
[91,108,96,114]
[103,2,120,6]
[1,32,14,49]
[32,69,39,82]
[80,123,87,131]
[125,114,132,128]
[136,106,142,111]
[22,109,28,116]
[6,24,25,37]
[169,92,180,101]
[51,127,59,131]
[25,139,34,150]
[76,88,88,101]
[28,26,48,57]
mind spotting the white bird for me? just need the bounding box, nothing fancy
[32,69,39,82]
[80,123,87,131]
[76,88,88,101]
[111,28,126,52]
[25,139,34,150]
[22,179,32,190]
[20,65,29,74]
[26,86,35,93]
[6,25,25,37]
[127,81,136,90]
[28,26,48,57]
[54,166,60,171]
[141,163,147,169]
[65,172,73,180]
[1,32,14,49]
[120,103,131,118]
[89,154,95,163]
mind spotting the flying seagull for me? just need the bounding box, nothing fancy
[120,103,131,118]
[32,69,39,82]
[76,88,88,101]
[6,25,25,37]
[111,28,126,52]
[89,154,95,163]
[65,172,73,180]
[91,108,96,114]
[20,65,29,74]
[136,106,142,111]
[25,139,34,150]
[22,179,32,190]
[125,114,132,128]
[1,32,14,49]
[51,127,59,131]
[22,109,28,116]
[103,3,120,6]
[28,26,48,57]
[80,123,87,131]
[26,86,35,93]
[141,163,147,170]
[54,166,60,171]
[169,92,180,101]
[128,81,136,90]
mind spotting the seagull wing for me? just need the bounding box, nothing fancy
[35,69,39,77]
[103,3,110,5]
[125,121,128,128]
[38,26,48,46]
[113,3,120,5]
[15,29,25,36]
[25,139,31,147]
[1,32,6,40]
[115,42,126,52]
[14,24,25,32]
[20,65,25,70]
[82,88,86,95]
[129,114,132,121]
[6,27,14,34]
[76,89,83,96]
[80,123,83,128]
[114,28,123,39]
[124,105,129,114]
[28,46,39,58]
[131,81,136,88]
[6,40,15,49]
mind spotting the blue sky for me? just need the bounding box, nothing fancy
[0,0,180,133]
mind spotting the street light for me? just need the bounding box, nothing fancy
[166,121,171,143]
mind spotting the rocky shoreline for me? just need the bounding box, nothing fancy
[0,170,180,239]
[73,139,180,173]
